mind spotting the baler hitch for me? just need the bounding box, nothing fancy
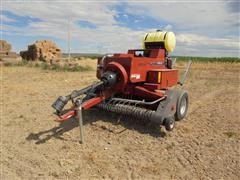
[52,81,104,114]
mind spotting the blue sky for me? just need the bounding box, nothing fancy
[1,0,240,57]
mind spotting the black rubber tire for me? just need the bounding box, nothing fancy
[175,91,189,121]
[164,116,175,131]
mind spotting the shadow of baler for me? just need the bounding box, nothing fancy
[26,109,166,144]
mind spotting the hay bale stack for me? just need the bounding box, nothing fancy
[20,40,62,62]
[0,40,21,63]
[0,40,12,53]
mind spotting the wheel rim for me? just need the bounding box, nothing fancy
[180,97,187,115]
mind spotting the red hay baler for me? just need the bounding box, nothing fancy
[52,30,192,143]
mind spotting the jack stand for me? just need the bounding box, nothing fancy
[77,100,84,144]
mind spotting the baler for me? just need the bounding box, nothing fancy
[52,30,191,143]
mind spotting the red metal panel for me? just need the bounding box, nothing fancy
[160,69,178,88]
[105,62,128,91]
[96,48,178,99]
[82,96,106,110]
[147,71,159,83]
[97,56,132,80]
[146,69,178,89]
[130,57,148,82]
[133,86,164,100]
[129,49,166,83]
[143,83,161,91]
[54,110,76,122]
[97,49,167,84]
[149,49,165,58]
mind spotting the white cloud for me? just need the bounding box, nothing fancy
[163,24,172,31]
[123,14,128,18]
[2,0,240,57]
[125,1,239,36]
[134,19,139,23]
[175,33,240,56]
[177,33,239,49]
[4,1,117,26]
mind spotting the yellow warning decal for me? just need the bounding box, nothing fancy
[158,72,161,83]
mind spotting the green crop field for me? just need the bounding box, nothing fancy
[64,53,240,63]
[174,56,240,63]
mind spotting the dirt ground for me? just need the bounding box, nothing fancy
[1,61,240,179]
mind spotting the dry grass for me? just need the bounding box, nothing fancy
[2,58,97,72]
[1,61,240,179]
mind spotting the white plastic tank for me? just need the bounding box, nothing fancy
[142,30,176,52]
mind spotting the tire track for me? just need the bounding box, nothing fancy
[188,87,226,115]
